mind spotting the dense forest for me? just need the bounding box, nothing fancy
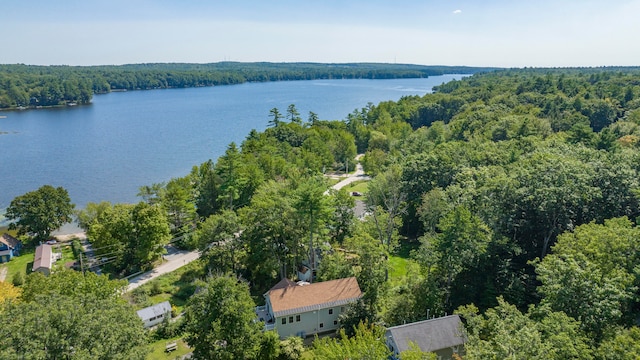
[4,67,640,359]
[0,62,495,110]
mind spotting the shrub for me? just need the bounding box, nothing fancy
[12,271,25,286]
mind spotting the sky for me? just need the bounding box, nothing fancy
[2,0,639,68]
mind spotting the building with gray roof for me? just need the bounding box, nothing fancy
[385,315,465,359]
[136,301,172,328]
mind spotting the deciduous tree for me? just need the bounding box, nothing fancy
[6,185,75,242]
[183,274,265,360]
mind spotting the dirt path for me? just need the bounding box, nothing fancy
[0,266,7,282]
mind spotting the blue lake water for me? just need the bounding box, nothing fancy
[0,75,464,213]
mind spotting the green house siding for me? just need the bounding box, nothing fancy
[274,306,345,338]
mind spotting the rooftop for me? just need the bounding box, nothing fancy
[0,233,20,249]
[267,277,362,317]
[386,315,466,354]
[32,244,53,272]
[136,301,172,321]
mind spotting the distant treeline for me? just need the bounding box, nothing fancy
[0,62,497,110]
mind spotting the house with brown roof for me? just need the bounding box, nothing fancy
[385,315,466,359]
[255,277,362,339]
[0,234,22,263]
[32,244,61,275]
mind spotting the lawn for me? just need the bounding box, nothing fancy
[146,337,191,360]
[53,243,77,271]
[124,260,202,313]
[345,180,369,194]
[0,248,34,283]
[388,240,420,283]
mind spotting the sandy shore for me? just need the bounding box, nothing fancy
[54,232,87,241]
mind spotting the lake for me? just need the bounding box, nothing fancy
[0,75,464,214]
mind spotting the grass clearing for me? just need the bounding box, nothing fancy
[124,260,202,313]
[346,180,369,194]
[53,243,77,271]
[388,240,420,283]
[0,249,34,283]
[146,337,191,360]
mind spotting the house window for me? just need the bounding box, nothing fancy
[329,309,333,315]
[341,306,345,312]
[282,318,286,325]
[319,323,324,328]
[289,316,294,323]
[296,315,300,322]
[333,320,338,325]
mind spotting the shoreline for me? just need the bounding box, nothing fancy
[54,232,87,241]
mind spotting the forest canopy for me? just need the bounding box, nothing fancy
[0,62,496,109]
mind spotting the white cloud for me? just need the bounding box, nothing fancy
[453,9,462,14]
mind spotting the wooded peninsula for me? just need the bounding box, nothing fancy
[0,62,495,110]
[3,66,640,359]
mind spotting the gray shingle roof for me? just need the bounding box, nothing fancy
[386,315,466,353]
[136,301,172,321]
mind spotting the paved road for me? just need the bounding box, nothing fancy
[126,248,200,292]
[326,154,370,193]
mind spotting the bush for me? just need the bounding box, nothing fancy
[131,288,149,305]
[153,316,184,340]
[71,239,82,258]
[150,281,163,296]
[12,271,25,286]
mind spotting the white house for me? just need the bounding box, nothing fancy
[137,301,172,328]
[256,277,362,339]
[385,315,466,359]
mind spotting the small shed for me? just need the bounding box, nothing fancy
[137,301,172,328]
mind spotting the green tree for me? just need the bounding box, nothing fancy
[279,336,305,360]
[193,210,243,274]
[399,342,437,360]
[293,176,331,272]
[597,327,640,360]
[327,188,356,244]
[308,111,319,126]
[216,143,246,210]
[75,201,111,232]
[162,177,197,232]
[269,107,283,127]
[286,104,302,124]
[345,232,388,309]
[21,270,127,302]
[191,159,220,218]
[240,180,302,288]
[87,202,171,275]
[457,298,593,360]
[0,270,146,360]
[535,218,639,340]
[426,206,491,308]
[312,322,391,360]
[6,185,75,242]
[183,274,264,360]
[127,202,172,270]
[366,164,407,252]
